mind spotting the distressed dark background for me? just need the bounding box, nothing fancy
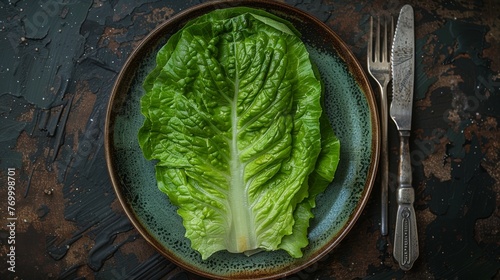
[0,0,499,279]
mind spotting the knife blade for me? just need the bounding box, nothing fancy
[390,4,418,271]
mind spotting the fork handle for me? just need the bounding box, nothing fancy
[379,84,389,236]
[393,130,419,270]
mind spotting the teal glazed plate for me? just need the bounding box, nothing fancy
[105,0,380,279]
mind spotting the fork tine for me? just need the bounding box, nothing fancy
[391,16,394,54]
[382,17,388,63]
[368,16,373,62]
[375,17,380,62]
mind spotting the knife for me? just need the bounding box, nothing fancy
[390,4,418,271]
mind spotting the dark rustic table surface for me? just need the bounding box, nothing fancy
[1,0,499,279]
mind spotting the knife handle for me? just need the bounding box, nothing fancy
[393,131,419,270]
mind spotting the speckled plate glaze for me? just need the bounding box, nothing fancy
[105,0,379,279]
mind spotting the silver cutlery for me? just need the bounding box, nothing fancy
[390,4,418,271]
[367,16,393,237]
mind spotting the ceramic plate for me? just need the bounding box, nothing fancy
[105,0,379,279]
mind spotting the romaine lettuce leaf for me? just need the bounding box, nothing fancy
[138,7,340,260]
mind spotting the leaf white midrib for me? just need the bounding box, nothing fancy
[227,38,257,253]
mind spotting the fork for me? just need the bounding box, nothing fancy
[367,16,394,236]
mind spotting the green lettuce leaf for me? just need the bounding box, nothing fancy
[138,7,340,260]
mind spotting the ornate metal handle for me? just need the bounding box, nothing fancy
[393,130,419,270]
